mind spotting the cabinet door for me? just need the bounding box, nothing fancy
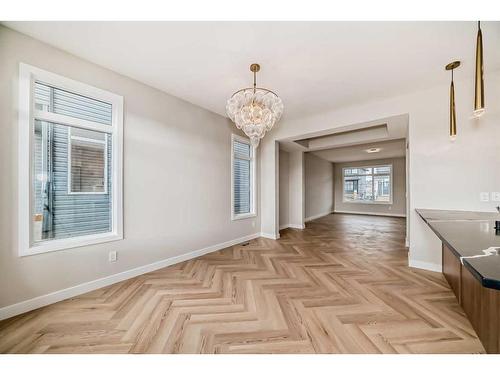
[442,244,461,302]
[461,266,500,353]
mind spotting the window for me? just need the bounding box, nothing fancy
[231,134,256,220]
[342,164,392,204]
[19,64,123,256]
[68,128,108,194]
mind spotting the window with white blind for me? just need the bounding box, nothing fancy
[18,63,123,256]
[231,134,256,220]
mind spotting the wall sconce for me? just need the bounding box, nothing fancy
[445,61,460,141]
[473,21,485,118]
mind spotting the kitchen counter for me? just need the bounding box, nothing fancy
[416,209,500,290]
[416,208,500,353]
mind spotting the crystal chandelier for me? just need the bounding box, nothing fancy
[226,64,284,147]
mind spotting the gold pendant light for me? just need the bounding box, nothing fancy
[473,21,485,118]
[226,64,284,147]
[446,61,460,141]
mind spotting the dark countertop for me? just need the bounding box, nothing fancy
[416,209,500,290]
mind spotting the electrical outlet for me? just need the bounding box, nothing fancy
[491,192,500,202]
[108,251,117,262]
[252,220,255,228]
[480,192,490,202]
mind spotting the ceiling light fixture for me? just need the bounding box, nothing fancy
[473,21,485,118]
[445,61,460,141]
[366,148,381,153]
[226,64,284,147]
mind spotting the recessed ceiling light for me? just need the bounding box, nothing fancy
[366,148,381,153]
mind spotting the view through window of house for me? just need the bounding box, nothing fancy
[343,165,392,203]
[69,127,108,194]
[31,81,114,244]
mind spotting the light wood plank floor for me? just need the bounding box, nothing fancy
[0,214,485,353]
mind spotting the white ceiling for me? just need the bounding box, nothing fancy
[311,139,406,163]
[4,21,500,119]
[278,114,408,153]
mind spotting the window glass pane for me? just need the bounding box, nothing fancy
[71,127,106,141]
[70,136,106,193]
[343,165,392,203]
[32,120,112,243]
[234,140,251,158]
[373,165,391,174]
[374,175,391,202]
[344,167,372,176]
[234,157,251,214]
[343,175,373,202]
[34,82,112,126]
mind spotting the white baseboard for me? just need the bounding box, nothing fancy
[260,232,280,240]
[408,258,442,273]
[279,224,305,230]
[0,232,261,321]
[334,210,406,218]
[305,211,333,222]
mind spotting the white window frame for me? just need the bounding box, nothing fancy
[231,134,257,221]
[342,164,393,205]
[18,63,123,256]
[67,129,109,195]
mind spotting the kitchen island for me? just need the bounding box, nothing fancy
[416,209,500,353]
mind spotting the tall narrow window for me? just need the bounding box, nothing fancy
[231,134,256,220]
[19,64,123,256]
[342,165,392,204]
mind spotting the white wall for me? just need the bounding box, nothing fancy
[288,151,305,229]
[304,153,334,221]
[0,26,260,310]
[334,157,406,217]
[279,149,290,228]
[261,70,500,272]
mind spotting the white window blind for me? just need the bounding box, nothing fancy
[232,135,255,219]
[34,82,112,125]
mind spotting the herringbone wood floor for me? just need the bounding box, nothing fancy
[0,214,485,353]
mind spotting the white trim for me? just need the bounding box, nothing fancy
[18,63,123,257]
[25,63,121,104]
[18,63,32,257]
[333,210,406,218]
[260,232,280,240]
[305,211,333,222]
[408,258,442,273]
[279,224,304,230]
[33,110,112,134]
[288,224,305,230]
[21,232,123,257]
[0,232,261,321]
[342,164,393,205]
[232,212,257,221]
[231,134,257,221]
